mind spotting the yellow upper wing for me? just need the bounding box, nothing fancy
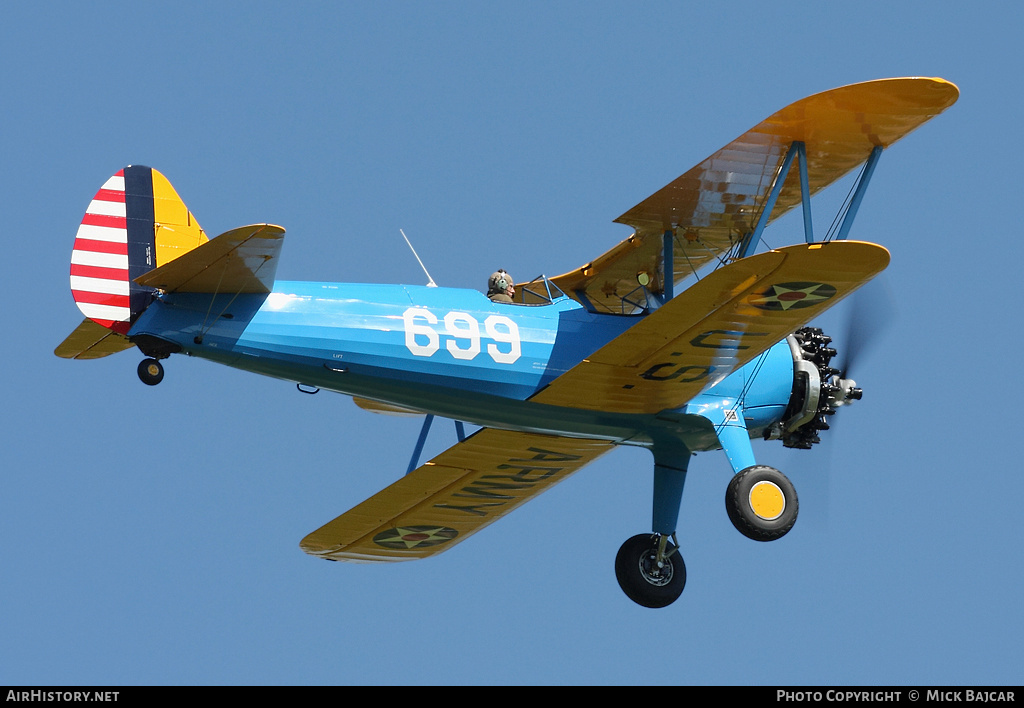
[546,77,957,313]
[134,224,285,294]
[532,241,889,414]
[301,428,613,562]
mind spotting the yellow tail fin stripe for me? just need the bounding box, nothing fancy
[151,169,207,268]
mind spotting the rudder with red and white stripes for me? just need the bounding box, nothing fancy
[71,169,133,332]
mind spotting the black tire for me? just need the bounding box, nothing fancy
[138,358,164,386]
[725,465,798,542]
[614,534,686,608]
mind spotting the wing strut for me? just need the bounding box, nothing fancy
[662,230,675,302]
[797,142,814,243]
[405,414,469,475]
[739,141,805,258]
[835,146,883,241]
[739,141,886,258]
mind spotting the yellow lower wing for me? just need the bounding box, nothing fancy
[533,241,889,414]
[301,429,613,562]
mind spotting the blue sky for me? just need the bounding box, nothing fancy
[2,1,1021,686]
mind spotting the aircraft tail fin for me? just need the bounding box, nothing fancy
[68,165,207,335]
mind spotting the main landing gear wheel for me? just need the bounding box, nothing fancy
[614,534,686,608]
[137,358,164,386]
[725,465,798,541]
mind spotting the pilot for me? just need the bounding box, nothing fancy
[487,270,515,303]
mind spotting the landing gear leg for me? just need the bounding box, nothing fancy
[615,437,690,608]
[137,358,164,386]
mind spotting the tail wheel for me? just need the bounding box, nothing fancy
[725,465,798,541]
[138,358,164,386]
[614,534,686,608]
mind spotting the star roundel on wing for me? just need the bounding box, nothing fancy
[747,281,837,310]
[373,525,459,550]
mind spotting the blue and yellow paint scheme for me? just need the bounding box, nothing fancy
[56,78,958,607]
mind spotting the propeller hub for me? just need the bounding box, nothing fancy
[830,378,863,407]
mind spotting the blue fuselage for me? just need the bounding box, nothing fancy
[130,282,796,451]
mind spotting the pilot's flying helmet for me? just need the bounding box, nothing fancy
[488,269,513,295]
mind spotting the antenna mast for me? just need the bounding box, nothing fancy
[399,229,438,288]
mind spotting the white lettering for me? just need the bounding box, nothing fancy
[776,692,823,702]
[4,690,120,703]
[403,308,521,364]
[485,315,521,364]
[823,692,903,702]
[444,312,481,360]
[967,692,1015,703]
[403,308,439,357]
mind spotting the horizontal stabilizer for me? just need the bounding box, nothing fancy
[55,318,134,359]
[134,224,285,294]
[301,428,613,562]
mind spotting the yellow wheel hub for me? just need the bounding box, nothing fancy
[748,480,785,521]
[146,364,161,377]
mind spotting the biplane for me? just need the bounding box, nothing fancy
[56,78,958,608]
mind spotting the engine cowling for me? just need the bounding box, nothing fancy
[764,327,862,449]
